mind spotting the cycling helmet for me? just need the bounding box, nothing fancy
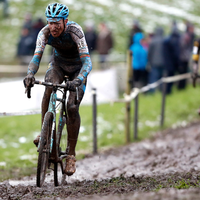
[45,3,69,22]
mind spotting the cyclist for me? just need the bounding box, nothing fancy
[23,3,92,176]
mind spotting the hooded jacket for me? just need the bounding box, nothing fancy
[163,28,181,72]
[130,32,147,70]
[148,27,164,67]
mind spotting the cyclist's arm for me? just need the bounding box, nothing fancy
[27,26,49,75]
[69,24,92,83]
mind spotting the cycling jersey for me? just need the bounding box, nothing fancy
[27,21,92,83]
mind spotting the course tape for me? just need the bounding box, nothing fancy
[0,73,192,115]
[116,72,191,103]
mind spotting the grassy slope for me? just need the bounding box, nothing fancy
[0,84,200,180]
[1,0,200,63]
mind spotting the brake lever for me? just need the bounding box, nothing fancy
[25,87,31,98]
[76,87,79,101]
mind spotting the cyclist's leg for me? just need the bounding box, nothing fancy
[41,64,64,124]
[66,86,85,155]
[65,77,86,175]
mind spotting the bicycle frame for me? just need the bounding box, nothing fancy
[37,84,68,166]
[29,79,79,186]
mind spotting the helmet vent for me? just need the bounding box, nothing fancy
[45,3,69,19]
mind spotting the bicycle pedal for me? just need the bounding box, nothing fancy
[48,161,52,169]
[42,149,48,153]
[60,150,66,155]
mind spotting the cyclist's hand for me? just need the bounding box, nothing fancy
[67,78,82,91]
[23,73,35,88]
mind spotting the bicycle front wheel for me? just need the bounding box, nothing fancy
[37,112,53,187]
[54,162,66,186]
[54,116,67,186]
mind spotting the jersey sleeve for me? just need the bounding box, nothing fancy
[27,26,49,75]
[68,24,92,82]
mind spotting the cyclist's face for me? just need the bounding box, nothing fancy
[48,19,68,37]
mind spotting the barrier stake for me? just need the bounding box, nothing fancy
[160,82,167,127]
[125,50,132,143]
[134,94,139,139]
[92,88,97,154]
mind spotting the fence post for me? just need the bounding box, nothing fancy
[92,88,97,154]
[134,94,139,139]
[125,50,132,144]
[160,81,167,127]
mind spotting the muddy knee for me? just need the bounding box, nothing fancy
[42,87,52,122]
[67,104,79,122]
[42,87,52,104]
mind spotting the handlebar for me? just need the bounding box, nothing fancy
[25,80,67,99]
[34,80,67,89]
[26,80,79,102]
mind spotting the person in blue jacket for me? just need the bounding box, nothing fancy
[130,32,148,88]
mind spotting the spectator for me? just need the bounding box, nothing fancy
[0,0,8,18]
[84,21,97,54]
[148,27,165,93]
[16,26,35,73]
[141,33,153,51]
[23,13,33,31]
[163,21,181,94]
[96,22,113,69]
[130,32,148,88]
[178,31,192,90]
[186,22,195,49]
[32,18,45,41]
[128,19,143,48]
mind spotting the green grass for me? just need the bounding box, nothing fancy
[0,83,200,180]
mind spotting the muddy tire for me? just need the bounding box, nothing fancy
[37,112,53,187]
[54,116,67,186]
[54,162,66,186]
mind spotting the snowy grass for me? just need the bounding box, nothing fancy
[0,0,200,63]
[0,83,200,180]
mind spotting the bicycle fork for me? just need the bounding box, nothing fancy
[37,91,57,156]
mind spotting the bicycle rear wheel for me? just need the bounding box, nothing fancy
[37,112,53,187]
[54,116,67,186]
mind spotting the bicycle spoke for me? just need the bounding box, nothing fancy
[36,112,53,187]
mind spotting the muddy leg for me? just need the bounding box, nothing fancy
[41,87,52,125]
[66,89,84,156]
[41,66,64,125]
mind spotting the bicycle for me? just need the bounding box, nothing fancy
[26,77,79,187]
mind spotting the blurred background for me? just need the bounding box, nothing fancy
[1,0,200,180]
[1,0,200,72]
[1,0,200,110]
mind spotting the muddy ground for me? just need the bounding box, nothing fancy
[1,122,200,199]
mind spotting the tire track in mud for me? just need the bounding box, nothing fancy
[1,121,200,199]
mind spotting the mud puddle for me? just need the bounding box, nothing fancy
[1,122,200,199]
